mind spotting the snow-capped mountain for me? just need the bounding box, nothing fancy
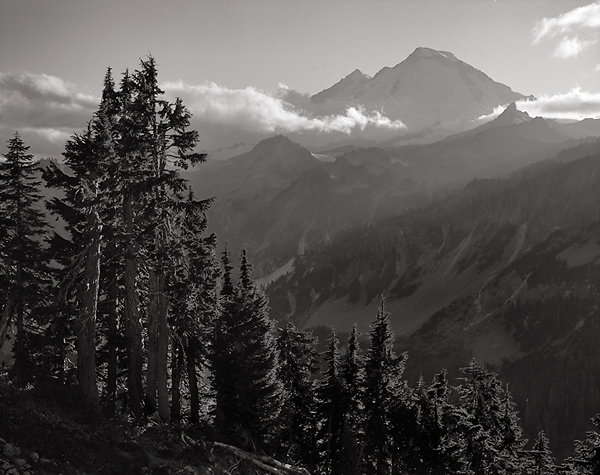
[310,47,532,134]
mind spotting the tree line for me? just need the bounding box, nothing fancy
[1,57,600,474]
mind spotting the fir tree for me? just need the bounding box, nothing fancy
[568,414,600,474]
[339,324,365,475]
[169,193,219,423]
[391,371,463,474]
[129,56,205,421]
[363,299,406,475]
[527,430,556,475]
[458,359,526,474]
[276,322,319,468]
[213,250,284,449]
[0,133,50,384]
[318,329,346,475]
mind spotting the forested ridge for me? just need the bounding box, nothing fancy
[1,58,600,475]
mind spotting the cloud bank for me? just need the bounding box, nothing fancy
[0,72,98,156]
[1,72,598,157]
[533,1,600,58]
[477,87,600,122]
[162,81,406,136]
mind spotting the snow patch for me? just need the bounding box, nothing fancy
[256,257,295,288]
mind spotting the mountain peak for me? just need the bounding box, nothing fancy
[347,68,367,78]
[494,103,532,126]
[406,47,459,63]
[255,134,296,149]
[311,68,371,103]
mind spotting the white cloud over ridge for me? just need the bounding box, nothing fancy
[533,2,600,59]
[477,87,600,122]
[162,81,406,135]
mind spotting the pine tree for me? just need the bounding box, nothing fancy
[458,359,526,474]
[116,68,146,418]
[43,69,120,406]
[0,133,50,384]
[213,250,284,449]
[392,370,463,474]
[363,299,406,475]
[318,329,346,475]
[169,193,219,423]
[568,414,600,474]
[339,325,365,475]
[121,57,206,421]
[276,322,319,468]
[527,430,556,475]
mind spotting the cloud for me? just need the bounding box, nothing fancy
[0,72,97,129]
[553,35,598,58]
[476,87,600,122]
[0,72,99,157]
[533,1,600,58]
[162,81,406,136]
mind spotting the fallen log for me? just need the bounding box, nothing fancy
[211,441,310,475]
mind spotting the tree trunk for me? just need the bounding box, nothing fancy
[186,342,200,424]
[145,270,159,414]
[57,312,66,384]
[0,293,16,352]
[12,262,29,386]
[123,193,143,418]
[13,282,26,386]
[170,339,182,422]
[156,267,169,422]
[77,207,101,408]
[106,267,118,412]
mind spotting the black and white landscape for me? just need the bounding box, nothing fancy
[1,1,600,474]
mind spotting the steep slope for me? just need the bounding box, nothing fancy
[311,47,531,132]
[266,145,600,458]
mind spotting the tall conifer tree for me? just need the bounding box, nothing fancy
[213,250,284,449]
[363,299,406,475]
[276,322,319,468]
[0,133,50,383]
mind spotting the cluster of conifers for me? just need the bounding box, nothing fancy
[1,57,600,475]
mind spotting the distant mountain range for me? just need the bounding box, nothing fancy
[187,104,600,277]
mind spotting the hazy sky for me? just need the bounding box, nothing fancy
[1,0,599,154]
[2,0,599,95]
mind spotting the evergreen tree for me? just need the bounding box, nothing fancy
[390,371,463,474]
[213,250,284,449]
[318,329,346,475]
[128,56,205,421]
[363,299,406,475]
[339,325,365,475]
[568,414,600,474]
[169,193,219,423]
[458,359,526,474]
[43,67,126,406]
[527,430,556,475]
[276,322,319,468]
[0,132,50,384]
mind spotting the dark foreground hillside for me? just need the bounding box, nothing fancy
[0,378,292,475]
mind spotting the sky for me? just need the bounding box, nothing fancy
[1,0,600,155]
